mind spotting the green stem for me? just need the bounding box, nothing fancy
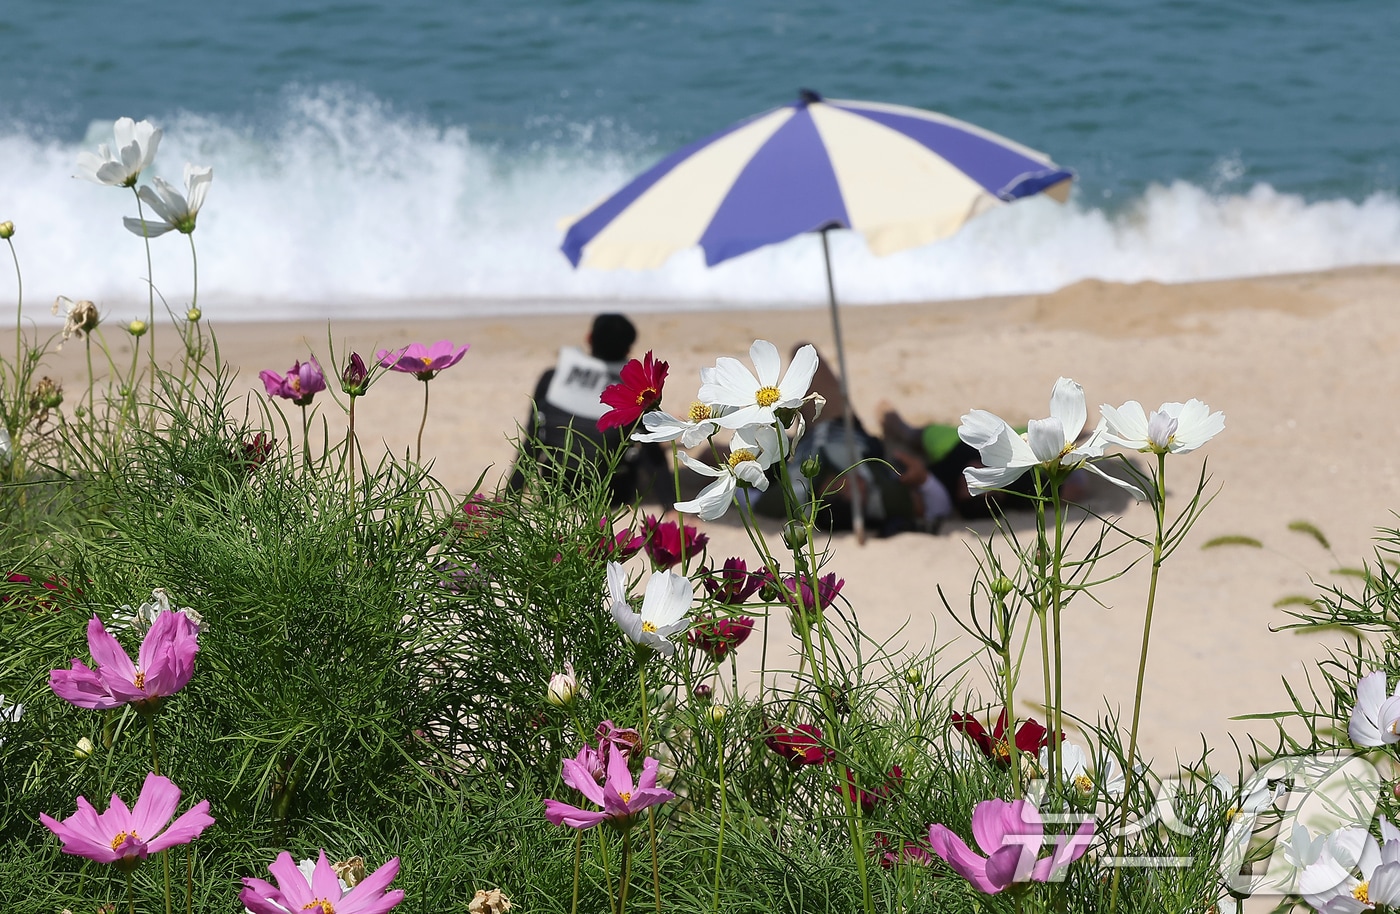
[85,335,96,414]
[1033,469,1054,785]
[711,721,726,913]
[598,831,617,914]
[618,830,633,914]
[1050,476,1066,781]
[570,831,582,914]
[1108,452,1168,914]
[416,379,430,462]
[648,807,660,914]
[180,234,199,387]
[1001,603,1021,797]
[149,717,173,914]
[126,870,136,914]
[348,395,357,502]
[8,237,21,380]
[132,188,156,385]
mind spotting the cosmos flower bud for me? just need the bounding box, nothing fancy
[693,683,713,703]
[800,454,822,479]
[546,662,579,707]
[781,520,808,550]
[706,704,727,725]
[127,319,148,337]
[341,352,369,396]
[904,665,922,685]
[74,736,95,759]
[186,307,201,323]
[0,221,14,239]
[990,576,1015,598]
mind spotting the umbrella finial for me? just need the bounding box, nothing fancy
[797,88,823,107]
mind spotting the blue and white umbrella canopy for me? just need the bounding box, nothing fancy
[561,89,1074,270]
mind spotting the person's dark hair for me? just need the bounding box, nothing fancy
[589,313,637,362]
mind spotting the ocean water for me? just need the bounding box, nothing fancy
[2,1,1398,320]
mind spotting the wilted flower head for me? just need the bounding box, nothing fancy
[123,164,213,237]
[594,719,641,765]
[376,340,469,380]
[29,376,63,412]
[40,772,214,870]
[75,117,162,188]
[780,571,845,626]
[240,850,404,914]
[260,358,327,406]
[468,888,513,914]
[114,588,202,636]
[52,297,101,348]
[765,723,832,768]
[598,350,668,432]
[49,611,200,714]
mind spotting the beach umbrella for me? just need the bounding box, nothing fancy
[560,89,1073,539]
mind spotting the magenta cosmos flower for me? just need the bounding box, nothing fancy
[688,613,755,662]
[376,340,469,380]
[927,798,1095,894]
[544,738,674,831]
[40,772,214,870]
[50,610,199,713]
[597,350,668,432]
[765,723,833,768]
[241,850,404,914]
[260,358,327,406]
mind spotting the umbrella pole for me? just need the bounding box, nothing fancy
[820,229,866,545]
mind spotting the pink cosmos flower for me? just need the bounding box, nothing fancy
[375,340,469,380]
[927,798,1095,894]
[688,613,755,662]
[240,850,404,914]
[39,772,214,869]
[259,358,327,406]
[700,557,766,605]
[641,515,709,571]
[594,519,646,562]
[765,723,833,768]
[49,610,199,713]
[597,350,668,432]
[544,738,674,831]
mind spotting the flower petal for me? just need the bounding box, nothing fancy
[1048,377,1087,442]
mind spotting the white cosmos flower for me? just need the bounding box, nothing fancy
[959,377,1141,498]
[75,117,162,188]
[697,340,818,430]
[1298,827,1400,913]
[1040,742,1125,797]
[1348,671,1400,748]
[632,401,725,448]
[1100,398,1225,455]
[607,562,693,657]
[673,425,784,521]
[123,164,213,238]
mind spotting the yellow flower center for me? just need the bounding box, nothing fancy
[992,741,1011,761]
[1073,774,1094,795]
[420,356,434,368]
[1353,881,1370,904]
[688,402,711,422]
[619,791,632,804]
[634,386,658,406]
[727,449,757,468]
[302,901,336,914]
[641,621,657,633]
[133,670,146,689]
[755,386,781,408]
[109,830,139,850]
[290,377,302,393]
[1225,806,1239,822]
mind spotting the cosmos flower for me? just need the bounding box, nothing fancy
[687,613,755,662]
[697,340,818,430]
[765,723,833,768]
[75,117,162,188]
[1296,823,1400,913]
[341,352,370,396]
[240,850,404,914]
[260,359,327,406]
[123,164,213,237]
[1348,670,1400,748]
[699,557,766,605]
[959,377,1136,497]
[544,740,674,831]
[640,515,709,571]
[834,765,903,815]
[547,662,580,707]
[631,401,726,448]
[1039,742,1125,798]
[598,350,668,431]
[40,772,214,869]
[674,424,785,522]
[1099,398,1225,455]
[951,709,1053,768]
[376,340,469,380]
[927,798,1095,895]
[49,611,199,713]
[606,562,692,657]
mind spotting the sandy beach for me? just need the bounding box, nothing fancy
[24,264,1400,769]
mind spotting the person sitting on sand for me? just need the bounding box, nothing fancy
[507,313,669,506]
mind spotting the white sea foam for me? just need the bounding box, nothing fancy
[3,94,1399,322]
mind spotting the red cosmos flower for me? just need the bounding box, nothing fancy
[641,515,709,571]
[700,557,766,605]
[597,350,668,432]
[951,709,1054,767]
[835,765,903,814]
[873,832,934,870]
[3,572,68,612]
[592,517,646,562]
[240,432,274,473]
[688,613,755,662]
[765,724,833,768]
